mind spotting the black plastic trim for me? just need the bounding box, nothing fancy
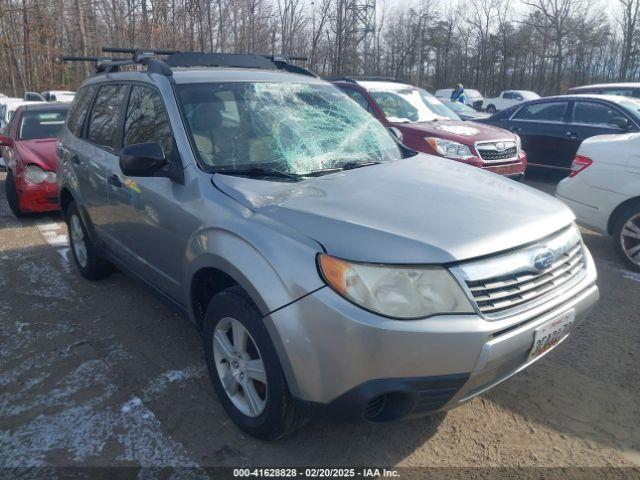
[298,373,470,422]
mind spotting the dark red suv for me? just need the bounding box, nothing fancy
[332,78,527,180]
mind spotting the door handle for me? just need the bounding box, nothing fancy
[108,173,122,188]
[565,131,579,139]
[71,155,81,165]
[511,127,522,133]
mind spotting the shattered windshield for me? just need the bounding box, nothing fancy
[369,87,460,123]
[177,82,403,175]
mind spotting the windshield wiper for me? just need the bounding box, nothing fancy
[304,168,343,176]
[341,161,381,170]
[211,167,302,181]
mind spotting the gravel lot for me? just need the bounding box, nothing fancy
[0,170,639,472]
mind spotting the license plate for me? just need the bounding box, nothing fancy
[528,310,576,360]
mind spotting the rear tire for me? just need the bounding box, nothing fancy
[65,201,113,280]
[202,285,306,440]
[612,202,640,272]
[5,170,27,218]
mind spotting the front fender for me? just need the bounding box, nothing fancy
[184,227,324,318]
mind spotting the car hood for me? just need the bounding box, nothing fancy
[15,138,58,170]
[396,119,513,144]
[212,155,575,264]
[461,112,491,121]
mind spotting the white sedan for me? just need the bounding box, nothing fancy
[483,90,540,113]
[556,133,640,271]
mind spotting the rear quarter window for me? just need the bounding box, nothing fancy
[66,85,97,137]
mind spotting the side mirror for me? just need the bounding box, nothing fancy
[119,142,167,177]
[609,117,631,130]
[0,135,12,147]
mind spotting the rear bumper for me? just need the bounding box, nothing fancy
[15,176,59,213]
[555,177,629,235]
[266,249,598,422]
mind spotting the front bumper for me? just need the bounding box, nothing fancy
[14,175,59,213]
[265,249,598,422]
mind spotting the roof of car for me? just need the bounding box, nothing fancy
[84,67,326,86]
[21,102,70,111]
[1,99,42,109]
[530,93,639,104]
[568,82,640,90]
[357,80,414,91]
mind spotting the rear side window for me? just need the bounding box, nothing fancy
[87,84,126,151]
[503,92,514,99]
[572,101,624,127]
[124,85,174,160]
[67,85,97,137]
[513,101,568,122]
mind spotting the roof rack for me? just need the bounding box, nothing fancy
[61,47,316,78]
[326,76,406,84]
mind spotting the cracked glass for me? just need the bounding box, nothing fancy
[177,82,403,175]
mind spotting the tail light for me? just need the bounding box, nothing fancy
[569,155,592,177]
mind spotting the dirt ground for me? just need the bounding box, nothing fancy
[0,170,639,473]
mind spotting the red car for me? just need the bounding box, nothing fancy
[332,78,527,180]
[0,103,69,216]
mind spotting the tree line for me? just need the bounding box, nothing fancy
[0,0,638,98]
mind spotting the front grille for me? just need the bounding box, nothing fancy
[465,243,586,315]
[477,146,518,162]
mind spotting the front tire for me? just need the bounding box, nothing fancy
[486,104,496,114]
[65,201,113,280]
[5,170,27,218]
[202,286,306,440]
[612,203,640,272]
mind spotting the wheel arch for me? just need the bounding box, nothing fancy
[59,186,74,216]
[186,241,316,402]
[185,227,323,327]
[607,196,640,235]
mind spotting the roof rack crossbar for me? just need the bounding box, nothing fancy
[61,47,317,78]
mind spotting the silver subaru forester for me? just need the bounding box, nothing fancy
[57,51,598,439]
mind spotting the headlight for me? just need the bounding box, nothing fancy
[318,254,474,319]
[425,138,475,159]
[24,164,56,184]
[514,134,522,150]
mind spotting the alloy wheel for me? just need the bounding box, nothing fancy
[620,213,640,267]
[213,317,268,417]
[70,214,88,268]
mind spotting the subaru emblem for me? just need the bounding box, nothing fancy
[533,248,555,271]
[496,142,506,151]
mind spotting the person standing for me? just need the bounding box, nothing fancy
[451,83,466,104]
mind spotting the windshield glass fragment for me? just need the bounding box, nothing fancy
[177,82,403,176]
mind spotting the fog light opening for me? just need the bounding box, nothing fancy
[364,395,387,420]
